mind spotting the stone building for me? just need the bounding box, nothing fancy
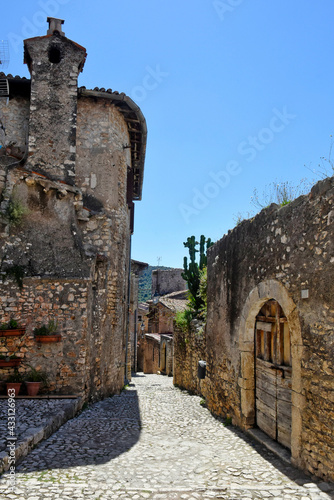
[0,18,146,401]
[151,268,186,297]
[140,289,188,374]
[129,260,148,374]
[174,176,334,481]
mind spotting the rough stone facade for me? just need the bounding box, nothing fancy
[0,19,146,402]
[174,176,334,482]
[173,321,206,393]
[151,268,186,297]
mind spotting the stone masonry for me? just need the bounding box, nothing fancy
[0,18,146,402]
[174,176,334,482]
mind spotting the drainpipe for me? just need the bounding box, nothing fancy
[124,235,132,386]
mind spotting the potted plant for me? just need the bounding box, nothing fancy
[0,319,26,337]
[24,365,48,396]
[6,369,23,396]
[0,354,22,367]
[34,320,61,343]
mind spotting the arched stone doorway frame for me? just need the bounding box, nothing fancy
[238,279,304,467]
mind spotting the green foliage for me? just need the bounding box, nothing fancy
[200,398,207,408]
[175,309,193,332]
[182,235,213,313]
[251,179,311,210]
[233,178,313,227]
[24,365,48,384]
[6,369,24,383]
[6,199,29,227]
[0,319,18,330]
[0,354,20,360]
[198,267,207,320]
[2,265,26,289]
[223,416,233,427]
[34,320,58,336]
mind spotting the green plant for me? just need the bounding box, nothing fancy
[0,354,20,360]
[223,416,233,427]
[24,365,48,384]
[0,319,19,330]
[182,235,213,313]
[34,320,59,336]
[2,265,26,289]
[6,369,24,383]
[250,179,311,210]
[200,398,207,407]
[6,199,29,227]
[175,309,193,332]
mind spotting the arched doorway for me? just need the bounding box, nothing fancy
[238,280,304,467]
[255,299,291,449]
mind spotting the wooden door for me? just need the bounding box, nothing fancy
[255,300,292,449]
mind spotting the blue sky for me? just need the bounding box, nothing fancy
[2,1,334,268]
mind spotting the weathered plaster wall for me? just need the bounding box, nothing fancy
[203,176,334,481]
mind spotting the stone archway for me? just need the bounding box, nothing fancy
[238,280,304,467]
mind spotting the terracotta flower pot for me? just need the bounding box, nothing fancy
[25,381,41,396]
[6,383,22,396]
[0,328,25,337]
[35,334,62,343]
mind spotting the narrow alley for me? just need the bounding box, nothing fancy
[0,374,332,500]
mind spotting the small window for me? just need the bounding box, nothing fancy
[49,46,61,64]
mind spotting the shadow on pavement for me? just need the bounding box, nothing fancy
[211,413,313,485]
[11,390,141,474]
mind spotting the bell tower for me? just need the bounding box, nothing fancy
[24,18,87,184]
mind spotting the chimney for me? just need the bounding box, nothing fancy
[47,17,65,36]
[24,18,87,184]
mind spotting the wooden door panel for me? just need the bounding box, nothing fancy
[255,300,292,450]
[257,410,277,440]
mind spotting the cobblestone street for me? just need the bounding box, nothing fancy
[0,374,332,500]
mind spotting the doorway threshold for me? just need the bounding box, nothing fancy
[246,428,291,465]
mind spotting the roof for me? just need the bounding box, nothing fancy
[0,74,147,201]
[131,260,149,274]
[158,290,188,313]
[145,333,161,343]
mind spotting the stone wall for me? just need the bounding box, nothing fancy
[173,322,206,394]
[151,268,186,296]
[0,277,90,395]
[0,21,144,403]
[202,176,334,481]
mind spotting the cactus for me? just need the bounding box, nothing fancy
[182,235,213,312]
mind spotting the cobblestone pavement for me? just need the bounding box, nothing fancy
[0,399,80,454]
[0,374,333,499]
